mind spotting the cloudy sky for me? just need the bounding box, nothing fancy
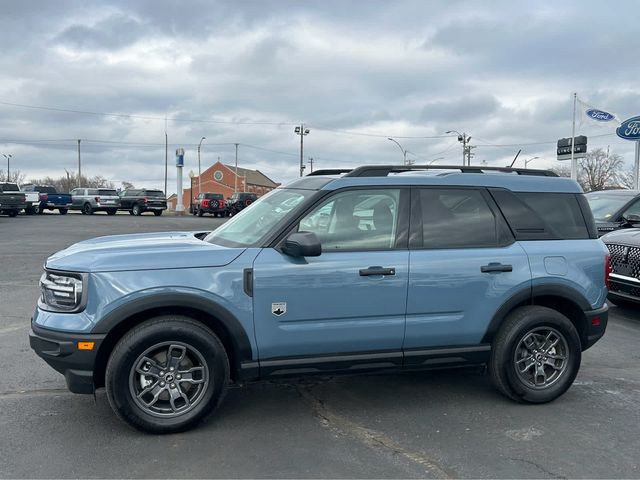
[1,0,638,192]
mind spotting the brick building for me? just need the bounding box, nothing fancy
[168,161,279,211]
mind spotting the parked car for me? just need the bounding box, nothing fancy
[119,189,167,216]
[71,188,121,215]
[227,192,258,216]
[602,228,640,307]
[22,184,72,215]
[585,190,640,236]
[10,183,40,214]
[193,192,227,217]
[0,182,26,216]
[30,165,608,433]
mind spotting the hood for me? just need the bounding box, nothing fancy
[601,228,640,246]
[46,231,245,273]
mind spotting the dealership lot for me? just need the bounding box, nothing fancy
[1,214,639,478]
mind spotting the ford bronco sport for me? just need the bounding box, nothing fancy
[30,165,609,433]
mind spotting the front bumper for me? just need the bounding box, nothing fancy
[29,323,105,394]
[583,304,608,349]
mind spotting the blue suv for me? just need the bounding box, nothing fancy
[30,165,609,433]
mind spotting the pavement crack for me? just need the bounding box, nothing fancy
[0,388,72,399]
[297,384,453,479]
[508,457,566,479]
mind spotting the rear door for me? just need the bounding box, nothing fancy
[404,187,531,364]
[252,187,410,371]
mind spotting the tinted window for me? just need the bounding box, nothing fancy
[0,183,19,191]
[298,189,401,250]
[516,193,588,239]
[98,189,117,196]
[88,189,98,195]
[37,186,56,194]
[145,190,164,197]
[413,188,498,249]
[205,193,223,199]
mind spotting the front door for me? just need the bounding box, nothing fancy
[252,187,410,373]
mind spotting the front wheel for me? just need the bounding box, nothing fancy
[107,209,117,216]
[132,204,142,216]
[105,316,230,433]
[197,208,204,217]
[8,210,18,217]
[83,203,93,215]
[154,210,162,216]
[489,306,581,404]
[59,208,68,215]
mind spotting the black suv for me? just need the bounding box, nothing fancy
[119,189,167,216]
[586,190,640,236]
[227,192,258,216]
[193,193,227,217]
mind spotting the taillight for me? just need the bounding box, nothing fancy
[202,199,210,208]
[605,254,611,290]
[94,196,101,203]
[143,197,148,204]
[40,193,48,202]
[220,200,225,208]
[245,199,252,206]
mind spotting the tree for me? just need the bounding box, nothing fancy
[0,169,26,185]
[577,148,625,192]
[121,181,135,190]
[27,173,116,192]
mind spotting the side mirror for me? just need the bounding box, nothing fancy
[282,231,321,257]
[624,213,640,225]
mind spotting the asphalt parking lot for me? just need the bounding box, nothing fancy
[1,213,639,478]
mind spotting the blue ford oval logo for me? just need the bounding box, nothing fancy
[616,116,640,141]
[586,109,614,122]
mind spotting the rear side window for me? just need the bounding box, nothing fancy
[491,189,591,240]
[411,188,500,249]
[98,189,117,196]
[88,189,98,195]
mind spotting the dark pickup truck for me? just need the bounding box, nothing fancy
[22,185,73,215]
[0,182,27,217]
[119,189,167,216]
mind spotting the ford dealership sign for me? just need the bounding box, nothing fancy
[616,116,640,141]
[586,109,615,122]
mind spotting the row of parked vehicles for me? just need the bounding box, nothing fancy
[0,183,168,216]
[190,191,258,217]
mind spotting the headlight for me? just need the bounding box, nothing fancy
[39,270,87,312]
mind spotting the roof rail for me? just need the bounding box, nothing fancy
[307,169,353,176]
[344,165,558,178]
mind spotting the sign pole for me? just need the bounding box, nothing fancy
[570,93,577,180]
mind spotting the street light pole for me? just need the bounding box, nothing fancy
[388,138,408,165]
[446,130,472,166]
[197,137,206,195]
[2,154,11,180]
[294,124,310,177]
[428,157,444,165]
[308,157,314,173]
[77,139,81,186]
[524,156,540,168]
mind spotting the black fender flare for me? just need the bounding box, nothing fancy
[481,283,592,344]
[93,292,256,378]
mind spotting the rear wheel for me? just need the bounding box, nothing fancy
[25,206,35,215]
[154,210,162,216]
[489,306,581,403]
[132,204,142,216]
[105,316,229,433]
[83,203,93,215]
[107,209,117,216]
[35,204,44,214]
[59,208,68,215]
[8,210,18,217]
[197,208,204,217]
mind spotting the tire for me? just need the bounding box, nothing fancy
[197,208,204,217]
[25,206,35,215]
[132,204,142,216]
[107,209,117,216]
[35,204,44,215]
[154,210,162,216]
[59,208,68,215]
[105,316,230,433]
[8,210,18,217]
[83,203,93,215]
[128,210,134,215]
[489,306,581,404]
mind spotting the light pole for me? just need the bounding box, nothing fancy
[2,154,12,180]
[446,130,472,166]
[428,157,444,165]
[524,156,540,168]
[234,143,239,193]
[294,124,310,177]
[388,138,408,165]
[308,157,314,173]
[188,170,195,214]
[197,137,206,195]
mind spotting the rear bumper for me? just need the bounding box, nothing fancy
[44,202,72,208]
[583,304,608,350]
[29,323,105,394]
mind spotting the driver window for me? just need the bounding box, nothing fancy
[622,200,640,219]
[298,189,400,250]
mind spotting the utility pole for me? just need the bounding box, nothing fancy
[446,130,471,165]
[164,117,168,198]
[234,143,239,192]
[570,92,577,180]
[77,139,81,186]
[2,154,12,180]
[197,137,206,196]
[294,124,309,177]
[308,157,314,173]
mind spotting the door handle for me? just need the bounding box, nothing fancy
[359,266,396,276]
[481,263,513,273]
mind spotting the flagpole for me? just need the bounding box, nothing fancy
[635,140,640,190]
[570,92,577,181]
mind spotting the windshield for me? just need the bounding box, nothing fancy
[586,192,636,221]
[205,188,315,247]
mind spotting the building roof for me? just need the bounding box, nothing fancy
[223,164,279,188]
